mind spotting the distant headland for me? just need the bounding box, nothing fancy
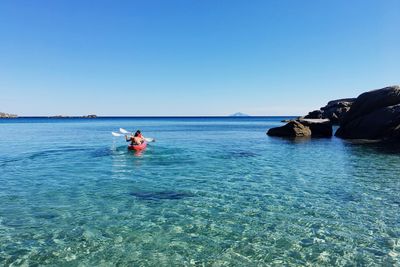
[0,112,17,118]
[48,114,98,119]
[0,113,98,119]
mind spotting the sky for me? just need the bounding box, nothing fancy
[0,0,399,116]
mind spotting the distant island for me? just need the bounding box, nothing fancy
[0,112,17,118]
[230,112,250,117]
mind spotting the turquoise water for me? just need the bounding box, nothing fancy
[1,117,399,266]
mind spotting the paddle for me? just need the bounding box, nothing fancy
[111,132,124,137]
[119,128,130,134]
[112,128,155,142]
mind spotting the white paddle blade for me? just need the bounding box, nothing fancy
[144,138,155,142]
[119,128,130,134]
[112,132,123,137]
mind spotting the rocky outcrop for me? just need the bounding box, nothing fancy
[336,86,400,140]
[267,119,332,138]
[298,118,333,137]
[304,110,323,119]
[267,120,311,137]
[340,86,400,125]
[0,112,17,118]
[304,98,355,124]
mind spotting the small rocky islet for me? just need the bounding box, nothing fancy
[48,114,98,118]
[0,112,17,118]
[268,85,400,142]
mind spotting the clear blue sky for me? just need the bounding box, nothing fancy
[0,0,399,116]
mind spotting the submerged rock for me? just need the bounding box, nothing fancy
[267,120,311,137]
[130,191,194,201]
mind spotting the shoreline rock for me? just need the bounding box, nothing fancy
[267,120,312,137]
[298,118,333,137]
[267,118,332,138]
[336,86,400,140]
[304,98,355,124]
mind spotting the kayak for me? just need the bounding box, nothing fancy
[128,141,147,151]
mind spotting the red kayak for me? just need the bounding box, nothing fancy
[128,141,147,151]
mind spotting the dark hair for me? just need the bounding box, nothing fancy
[134,130,141,137]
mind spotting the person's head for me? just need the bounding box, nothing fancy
[134,130,141,137]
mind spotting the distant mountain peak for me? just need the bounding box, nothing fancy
[230,112,250,117]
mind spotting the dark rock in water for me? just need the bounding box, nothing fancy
[336,85,400,140]
[340,85,400,125]
[336,103,400,139]
[267,119,332,138]
[130,191,194,201]
[267,120,311,137]
[298,118,333,137]
[304,98,355,124]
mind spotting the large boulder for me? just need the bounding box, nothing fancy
[298,118,333,137]
[336,104,400,139]
[340,85,400,125]
[267,120,311,137]
[336,85,400,140]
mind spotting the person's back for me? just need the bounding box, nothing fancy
[126,130,145,145]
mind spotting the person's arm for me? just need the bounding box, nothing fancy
[125,135,131,142]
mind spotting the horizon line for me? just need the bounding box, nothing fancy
[2,115,299,118]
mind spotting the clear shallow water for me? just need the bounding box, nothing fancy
[0,117,399,266]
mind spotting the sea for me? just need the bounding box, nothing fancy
[0,117,399,266]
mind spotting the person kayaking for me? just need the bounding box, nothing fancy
[126,130,145,146]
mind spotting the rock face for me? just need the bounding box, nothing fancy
[298,118,333,137]
[267,120,311,137]
[0,112,17,118]
[336,85,400,140]
[267,119,332,138]
[304,110,323,119]
[305,98,355,124]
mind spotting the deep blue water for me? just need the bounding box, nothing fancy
[0,117,399,266]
